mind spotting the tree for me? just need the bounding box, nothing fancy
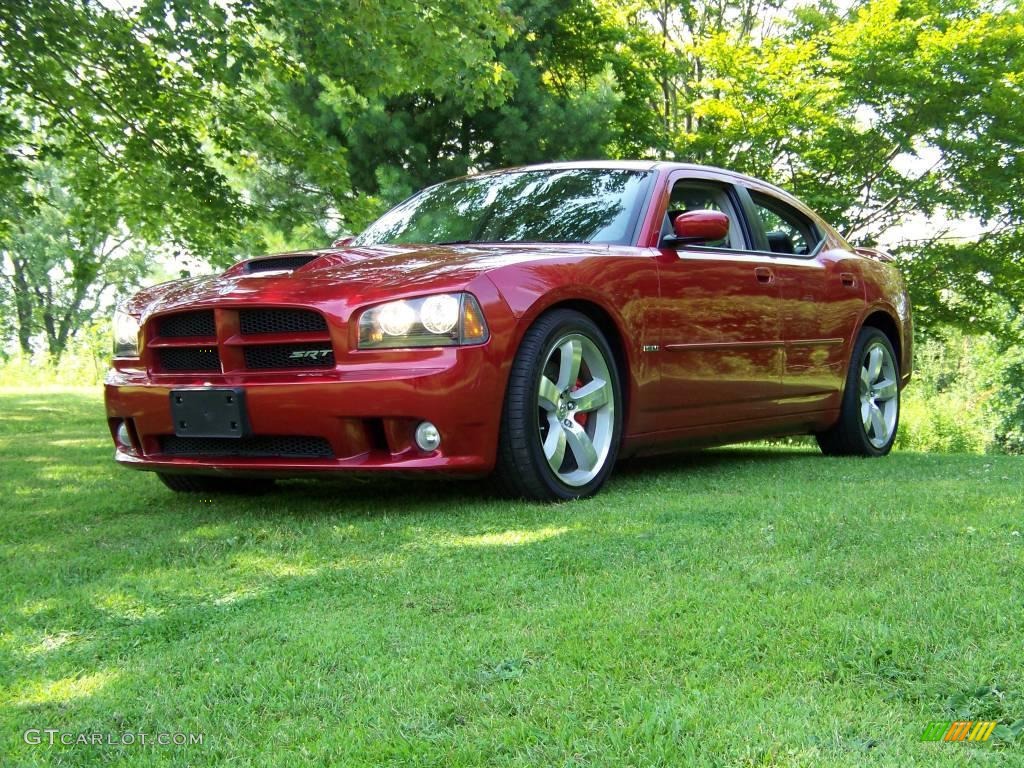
[0,163,148,360]
[181,0,518,240]
[665,0,1024,335]
[0,0,516,357]
[239,0,631,220]
[2,0,1023,360]
[0,0,249,253]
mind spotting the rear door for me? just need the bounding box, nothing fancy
[653,172,785,430]
[737,186,863,412]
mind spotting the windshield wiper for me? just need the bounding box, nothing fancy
[435,240,478,246]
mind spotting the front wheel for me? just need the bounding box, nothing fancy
[495,310,622,500]
[816,327,900,456]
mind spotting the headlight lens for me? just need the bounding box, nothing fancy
[420,294,460,334]
[112,309,141,358]
[358,293,489,349]
[378,300,418,337]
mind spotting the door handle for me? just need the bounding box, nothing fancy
[754,267,774,284]
[840,272,857,288]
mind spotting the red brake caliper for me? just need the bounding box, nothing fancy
[572,378,588,426]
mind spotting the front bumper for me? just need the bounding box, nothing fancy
[105,346,504,477]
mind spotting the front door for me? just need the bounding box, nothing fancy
[654,175,784,430]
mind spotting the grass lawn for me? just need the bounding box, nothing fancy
[1,388,1022,767]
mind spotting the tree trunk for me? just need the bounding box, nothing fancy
[7,257,35,355]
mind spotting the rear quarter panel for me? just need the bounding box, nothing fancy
[858,257,914,385]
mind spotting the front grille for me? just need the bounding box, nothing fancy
[239,309,327,335]
[158,310,215,338]
[246,255,319,273]
[160,435,334,458]
[147,305,334,373]
[158,347,221,372]
[243,343,335,369]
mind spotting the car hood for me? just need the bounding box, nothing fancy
[124,243,610,319]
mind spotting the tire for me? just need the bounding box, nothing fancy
[816,327,900,457]
[495,309,623,500]
[157,473,276,494]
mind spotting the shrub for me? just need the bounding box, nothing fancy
[0,319,110,388]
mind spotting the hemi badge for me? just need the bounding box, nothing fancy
[642,344,660,353]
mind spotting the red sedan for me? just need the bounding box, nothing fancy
[106,161,912,500]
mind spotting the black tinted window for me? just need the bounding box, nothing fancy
[749,192,821,256]
[355,169,652,247]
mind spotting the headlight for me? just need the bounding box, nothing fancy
[358,293,489,349]
[112,309,141,358]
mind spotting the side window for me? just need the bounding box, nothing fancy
[749,192,822,256]
[662,180,742,250]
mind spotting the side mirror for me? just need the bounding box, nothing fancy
[664,210,730,247]
[331,236,355,248]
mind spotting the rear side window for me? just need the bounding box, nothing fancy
[749,191,822,256]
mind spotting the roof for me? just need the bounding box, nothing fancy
[490,159,662,172]
[475,159,794,199]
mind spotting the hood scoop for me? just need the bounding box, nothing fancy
[244,254,322,274]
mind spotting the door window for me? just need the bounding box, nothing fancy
[661,180,743,250]
[749,192,822,256]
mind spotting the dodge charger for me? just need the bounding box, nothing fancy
[105,161,912,500]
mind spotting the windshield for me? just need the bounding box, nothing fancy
[353,169,652,247]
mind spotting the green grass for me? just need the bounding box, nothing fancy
[1,388,1022,767]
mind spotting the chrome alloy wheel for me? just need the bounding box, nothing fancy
[859,341,899,449]
[536,333,616,487]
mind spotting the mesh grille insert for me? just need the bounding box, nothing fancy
[247,255,318,273]
[160,435,334,458]
[239,309,327,335]
[243,343,335,369]
[157,347,221,372]
[157,311,215,338]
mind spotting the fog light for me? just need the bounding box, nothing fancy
[116,421,132,450]
[414,421,441,452]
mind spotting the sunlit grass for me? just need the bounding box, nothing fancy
[441,526,571,548]
[11,671,118,707]
[0,388,1021,766]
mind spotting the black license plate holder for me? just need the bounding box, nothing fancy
[170,388,248,438]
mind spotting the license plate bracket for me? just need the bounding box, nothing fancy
[170,388,248,438]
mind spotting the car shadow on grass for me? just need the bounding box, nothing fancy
[216,445,822,512]
[614,445,818,476]
[0,388,833,517]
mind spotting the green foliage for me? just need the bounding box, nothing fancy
[669,0,1024,338]
[0,0,517,360]
[894,328,1024,454]
[0,163,149,360]
[336,0,630,203]
[0,0,247,254]
[0,319,111,388]
[978,333,1024,455]
[897,391,992,454]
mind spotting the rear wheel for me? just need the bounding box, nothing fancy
[157,473,276,494]
[816,327,900,456]
[495,310,622,500]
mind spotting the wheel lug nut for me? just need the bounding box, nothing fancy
[563,419,572,427]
